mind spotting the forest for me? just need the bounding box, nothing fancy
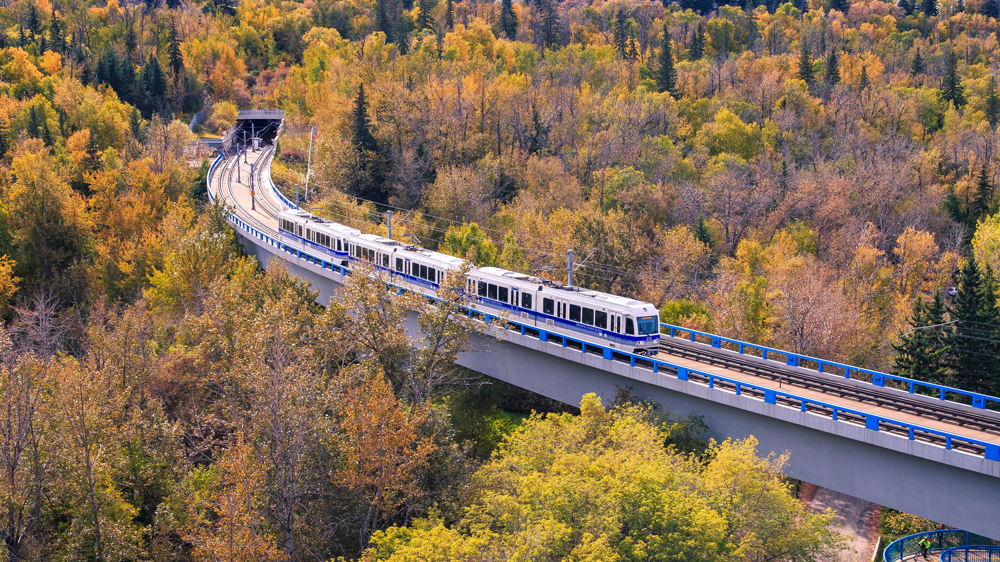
[0,0,990,555]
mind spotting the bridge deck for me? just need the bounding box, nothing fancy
[656,348,999,445]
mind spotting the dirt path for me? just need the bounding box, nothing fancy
[804,485,881,562]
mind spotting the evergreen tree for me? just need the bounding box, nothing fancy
[899,0,914,15]
[798,45,814,84]
[892,297,949,384]
[129,106,146,144]
[397,25,411,54]
[656,24,677,96]
[17,25,25,48]
[168,22,184,80]
[143,56,168,107]
[499,0,517,39]
[538,0,561,49]
[941,47,966,108]
[375,0,395,42]
[83,133,102,170]
[445,0,454,30]
[26,3,41,38]
[347,83,391,204]
[981,0,999,18]
[986,76,1000,130]
[613,10,630,59]
[49,8,63,53]
[0,120,8,160]
[921,0,937,16]
[125,26,138,58]
[826,49,840,84]
[417,0,434,30]
[690,22,705,61]
[947,258,1000,394]
[956,0,964,12]
[351,83,378,154]
[693,216,715,250]
[911,47,925,76]
[859,65,870,90]
[974,163,994,219]
[829,0,850,12]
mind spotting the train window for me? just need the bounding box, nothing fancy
[382,254,389,267]
[488,284,497,300]
[582,308,594,325]
[543,298,554,314]
[419,265,427,280]
[337,240,342,251]
[638,316,657,335]
[569,304,581,322]
[498,287,508,302]
[306,228,312,240]
[396,258,403,272]
[478,281,487,297]
[522,293,532,309]
[625,318,635,335]
[596,311,607,329]
[428,267,436,282]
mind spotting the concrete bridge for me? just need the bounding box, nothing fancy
[208,113,1000,539]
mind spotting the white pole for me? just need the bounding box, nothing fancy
[305,126,316,201]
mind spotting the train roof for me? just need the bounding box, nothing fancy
[279,209,361,234]
[474,266,656,312]
[354,234,465,266]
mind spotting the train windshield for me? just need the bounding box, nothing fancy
[637,316,658,336]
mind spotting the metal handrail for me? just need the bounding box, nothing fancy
[661,323,1000,411]
[208,151,1000,464]
[941,546,1000,562]
[884,530,1000,562]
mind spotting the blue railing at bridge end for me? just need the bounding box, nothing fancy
[884,530,1000,562]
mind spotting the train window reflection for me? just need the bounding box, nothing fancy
[595,311,607,329]
[582,308,594,325]
[498,287,508,302]
[478,281,487,297]
[543,298,554,314]
[522,293,532,309]
[569,305,581,322]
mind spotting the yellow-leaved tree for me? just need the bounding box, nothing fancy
[360,394,843,562]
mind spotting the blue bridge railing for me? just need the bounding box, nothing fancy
[661,324,1000,412]
[942,546,1000,562]
[207,155,1000,464]
[884,530,1000,562]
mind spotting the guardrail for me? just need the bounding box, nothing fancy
[942,546,1000,562]
[661,323,1000,411]
[207,152,1000,464]
[883,530,1000,562]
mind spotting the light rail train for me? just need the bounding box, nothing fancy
[277,209,660,355]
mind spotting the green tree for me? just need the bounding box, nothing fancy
[826,49,840,84]
[899,0,915,14]
[941,48,965,108]
[911,47,925,76]
[375,0,396,42]
[442,223,497,266]
[947,258,1000,393]
[499,0,517,39]
[891,296,948,384]
[167,22,184,81]
[981,0,999,18]
[445,0,454,29]
[798,46,815,85]
[975,164,995,220]
[417,0,434,30]
[538,0,561,49]
[656,24,677,95]
[346,83,390,204]
[829,0,850,12]
[613,9,630,59]
[922,0,938,15]
[859,64,870,91]
[690,22,705,60]
[49,8,64,53]
[985,76,1000,130]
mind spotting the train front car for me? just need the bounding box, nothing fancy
[624,304,661,356]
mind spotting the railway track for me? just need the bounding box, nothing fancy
[216,147,282,234]
[658,338,1000,441]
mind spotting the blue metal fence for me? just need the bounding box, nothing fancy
[207,156,1000,463]
[661,324,1000,412]
[884,530,1000,562]
[942,546,1000,562]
